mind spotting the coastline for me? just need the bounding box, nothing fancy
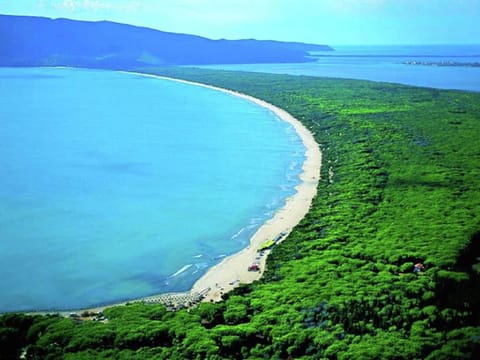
[124,71,322,303]
[25,70,322,315]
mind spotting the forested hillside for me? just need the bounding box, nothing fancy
[1,69,479,359]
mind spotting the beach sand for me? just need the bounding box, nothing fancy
[128,73,322,303]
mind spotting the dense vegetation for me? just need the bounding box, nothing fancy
[1,68,479,359]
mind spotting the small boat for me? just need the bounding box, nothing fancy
[258,239,275,251]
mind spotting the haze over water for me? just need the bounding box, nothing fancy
[0,67,304,312]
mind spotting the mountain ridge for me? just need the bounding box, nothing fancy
[0,14,333,68]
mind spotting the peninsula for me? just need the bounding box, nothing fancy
[1,67,479,360]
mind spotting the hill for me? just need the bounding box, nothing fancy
[0,14,333,68]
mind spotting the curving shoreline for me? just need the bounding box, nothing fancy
[26,71,322,314]
[125,72,322,303]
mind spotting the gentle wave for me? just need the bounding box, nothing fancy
[231,227,245,240]
[170,264,193,278]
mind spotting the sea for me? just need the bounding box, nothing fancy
[198,44,480,92]
[0,67,305,312]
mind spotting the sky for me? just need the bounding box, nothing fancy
[1,0,479,45]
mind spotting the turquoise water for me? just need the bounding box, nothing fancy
[0,67,304,312]
[198,45,480,92]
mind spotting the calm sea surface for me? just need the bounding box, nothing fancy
[198,45,480,92]
[0,67,304,311]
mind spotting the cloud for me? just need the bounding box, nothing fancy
[326,0,387,14]
[39,0,140,13]
[154,0,278,26]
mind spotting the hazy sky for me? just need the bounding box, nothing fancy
[1,0,479,45]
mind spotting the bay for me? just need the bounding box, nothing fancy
[0,67,304,311]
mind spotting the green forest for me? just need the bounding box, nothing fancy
[1,68,479,359]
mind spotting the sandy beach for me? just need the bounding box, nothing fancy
[126,72,322,303]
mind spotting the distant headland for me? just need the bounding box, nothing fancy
[0,14,333,68]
